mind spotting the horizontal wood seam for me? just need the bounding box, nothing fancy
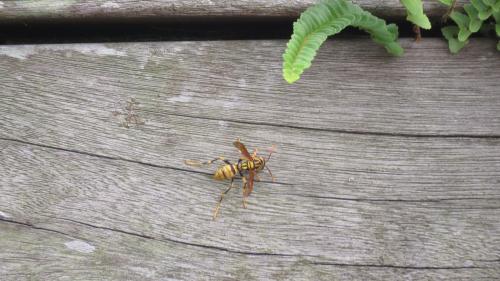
[165,113,500,139]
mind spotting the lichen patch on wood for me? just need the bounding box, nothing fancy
[64,240,96,254]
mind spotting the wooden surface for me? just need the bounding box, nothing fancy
[0,0,465,23]
[1,39,500,280]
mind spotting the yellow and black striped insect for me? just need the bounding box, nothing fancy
[185,139,275,219]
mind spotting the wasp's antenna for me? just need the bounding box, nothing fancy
[266,144,276,162]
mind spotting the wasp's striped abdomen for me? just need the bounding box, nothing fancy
[214,164,239,180]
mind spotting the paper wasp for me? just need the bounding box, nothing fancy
[185,139,275,219]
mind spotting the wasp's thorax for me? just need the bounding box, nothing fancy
[214,156,266,180]
[240,156,266,172]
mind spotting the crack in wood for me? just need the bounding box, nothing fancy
[164,112,500,139]
[3,215,302,258]
[297,195,500,203]
[4,215,487,270]
[0,217,72,238]
[5,213,494,270]
[0,137,208,175]
[0,137,292,186]
[311,261,484,270]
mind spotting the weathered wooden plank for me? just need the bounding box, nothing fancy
[0,39,499,279]
[0,39,498,136]
[1,221,497,281]
[0,0,465,23]
[3,108,499,201]
[1,139,499,280]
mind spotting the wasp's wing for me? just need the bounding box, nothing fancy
[244,170,255,197]
[233,139,253,160]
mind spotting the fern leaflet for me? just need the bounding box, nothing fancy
[400,0,432,29]
[282,0,403,84]
[442,0,500,52]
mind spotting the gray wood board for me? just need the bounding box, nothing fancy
[1,39,500,280]
[0,0,465,23]
[0,39,498,136]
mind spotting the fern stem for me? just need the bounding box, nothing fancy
[442,0,458,23]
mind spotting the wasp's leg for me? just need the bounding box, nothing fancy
[242,176,248,209]
[185,156,232,167]
[266,166,276,182]
[254,173,261,182]
[213,178,235,220]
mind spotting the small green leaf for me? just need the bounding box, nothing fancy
[449,38,468,53]
[450,11,472,41]
[464,4,483,32]
[478,9,493,19]
[439,0,453,6]
[493,10,500,21]
[384,42,404,56]
[471,0,493,20]
[400,0,432,29]
[407,14,432,29]
[450,11,470,28]
[496,23,500,36]
[483,0,496,7]
[469,20,483,32]
[471,0,489,11]
[442,26,468,53]
[494,2,500,12]
[442,26,458,40]
[458,28,472,41]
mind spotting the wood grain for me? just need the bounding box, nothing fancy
[0,39,499,280]
[1,219,497,281]
[1,135,500,280]
[0,0,466,23]
[0,39,498,136]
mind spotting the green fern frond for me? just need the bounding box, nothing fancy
[400,0,432,29]
[443,0,500,52]
[282,0,403,84]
